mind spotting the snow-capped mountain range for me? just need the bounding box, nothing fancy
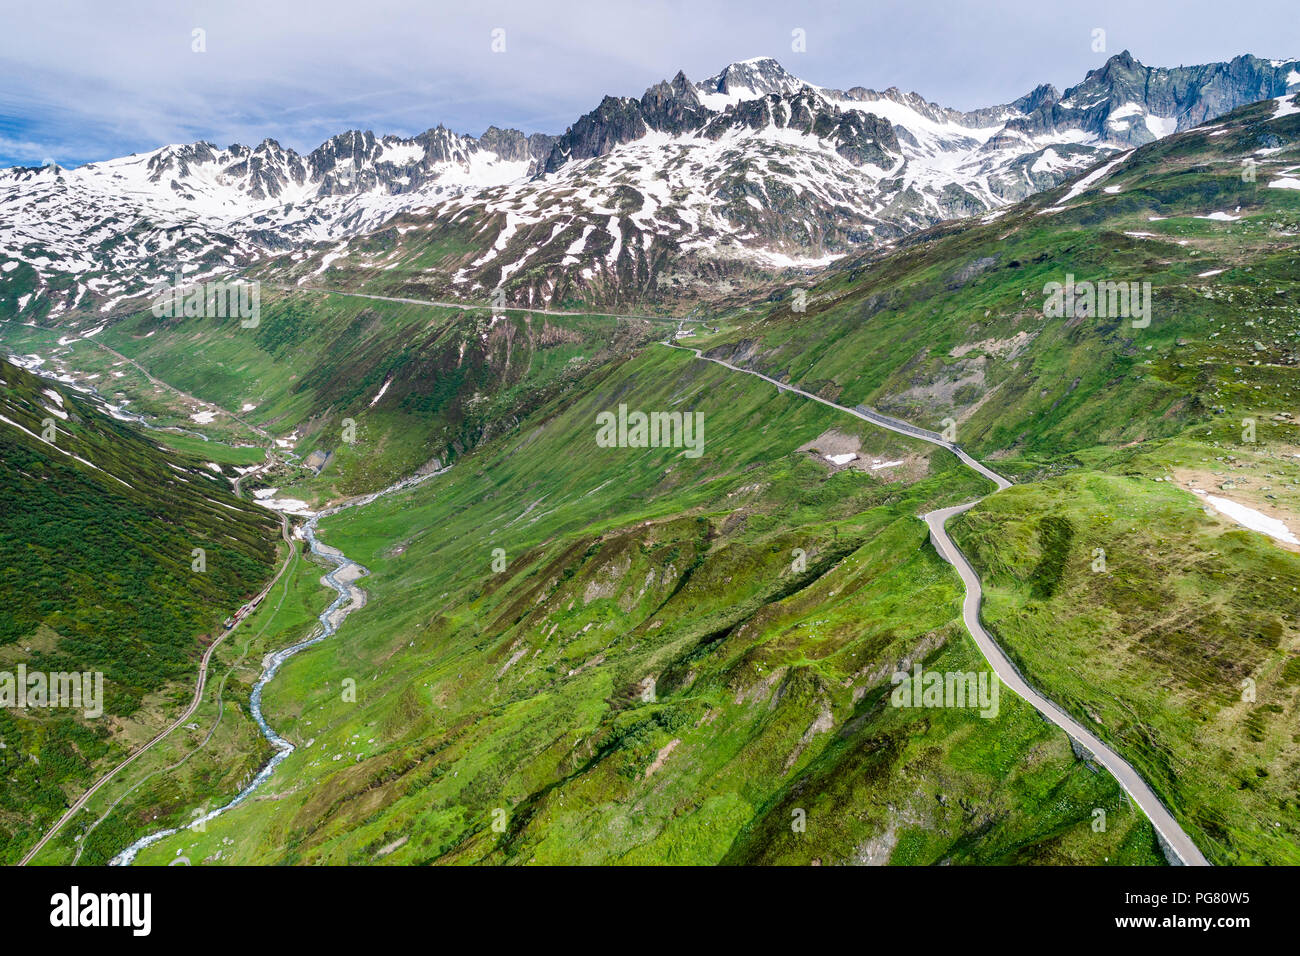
[2,51,1298,316]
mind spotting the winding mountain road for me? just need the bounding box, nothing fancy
[273,285,705,326]
[664,341,1209,866]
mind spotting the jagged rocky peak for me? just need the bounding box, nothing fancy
[542,94,651,173]
[701,87,900,166]
[1012,83,1060,114]
[308,129,385,176]
[541,59,862,174]
[221,140,308,200]
[696,56,808,100]
[8,48,1300,317]
[1056,50,1300,143]
[639,70,706,132]
[476,126,554,165]
[407,125,475,164]
[145,141,223,181]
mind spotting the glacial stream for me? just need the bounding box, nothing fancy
[111,467,446,865]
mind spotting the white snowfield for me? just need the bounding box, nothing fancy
[0,130,530,311]
[368,376,393,407]
[1040,150,1132,212]
[1194,490,1299,545]
[254,497,315,517]
[440,79,1127,291]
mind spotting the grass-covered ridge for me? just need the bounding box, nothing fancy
[1,289,666,498]
[0,358,279,863]
[679,94,1300,864]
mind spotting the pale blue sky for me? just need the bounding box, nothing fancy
[2,0,1297,168]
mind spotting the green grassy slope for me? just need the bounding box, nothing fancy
[0,357,279,862]
[1,290,663,497]
[117,344,1159,865]
[951,469,1300,864]
[57,551,335,866]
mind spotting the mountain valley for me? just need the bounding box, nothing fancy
[3,49,1300,867]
